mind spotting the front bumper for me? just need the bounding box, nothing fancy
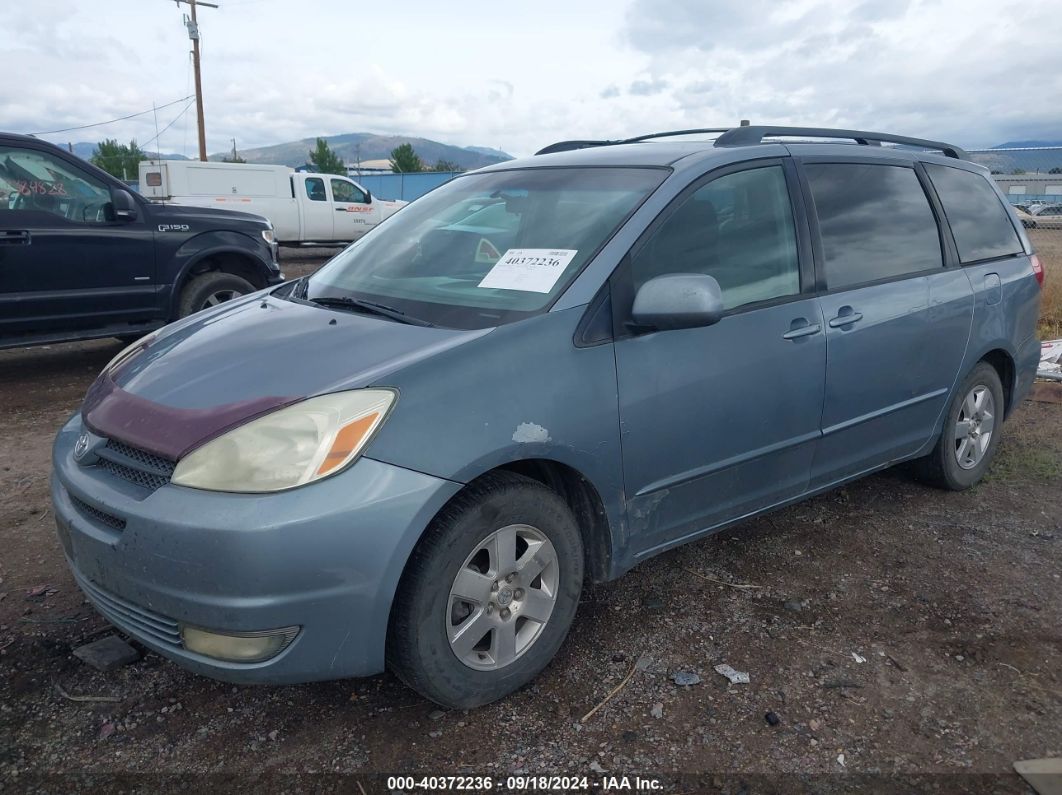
[51,413,461,683]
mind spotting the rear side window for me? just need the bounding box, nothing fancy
[806,163,942,290]
[924,164,1023,263]
[305,177,326,201]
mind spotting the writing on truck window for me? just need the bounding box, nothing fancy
[16,180,67,196]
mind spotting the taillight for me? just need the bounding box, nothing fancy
[1031,254,1044,288]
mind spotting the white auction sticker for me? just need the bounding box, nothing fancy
[477,248,578,293]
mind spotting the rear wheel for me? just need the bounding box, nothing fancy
[178,272,255,318]
[387,472,584,708]
[912,362,1004,490]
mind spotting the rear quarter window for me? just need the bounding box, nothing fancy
[924,164,1024,263]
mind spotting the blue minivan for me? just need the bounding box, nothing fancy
[52,127,1043,708]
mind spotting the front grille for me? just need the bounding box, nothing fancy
[98,459,171,491]
[104,439,175,474]
[70,495,126,531]
[95,439,175,492]
[76,574,182,649]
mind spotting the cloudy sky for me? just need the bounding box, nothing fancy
[3,0,1059,158]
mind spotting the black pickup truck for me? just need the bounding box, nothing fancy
[0,133,283,350]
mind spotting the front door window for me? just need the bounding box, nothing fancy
[629,164,800,311]
[331,179,367,204]
[0,146,112,224]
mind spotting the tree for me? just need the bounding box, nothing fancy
[91,138,145,180]
[1049,166,1062,174]
[1012,168,1026,175]
[389,142,424,173]
[308,138,346,175]
[432,159,460,172]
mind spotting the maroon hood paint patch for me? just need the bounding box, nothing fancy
[82,375,296,460]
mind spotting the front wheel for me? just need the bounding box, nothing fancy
[178,272,255,318]
[387,472,584,708]
[912,362,1005,490]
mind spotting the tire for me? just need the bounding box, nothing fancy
[911,362,1005,490]
[387,472,584,709]
[178,272,255,318]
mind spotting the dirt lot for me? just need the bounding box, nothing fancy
[1,246,1060,794]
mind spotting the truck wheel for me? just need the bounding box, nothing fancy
[387,472,584,709]
[178,272,255,318]
[911,362,1005,490]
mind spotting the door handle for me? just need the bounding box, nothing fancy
[0,230,31,245]
[828,308,863,328]
[782,320,822,340]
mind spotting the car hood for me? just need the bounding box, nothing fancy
[81,293,489,459]
[151,202,271,228]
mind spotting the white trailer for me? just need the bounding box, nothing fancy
[138,160,406,245]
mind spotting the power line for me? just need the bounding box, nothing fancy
[141,98,197,151]
[30,95,196,135]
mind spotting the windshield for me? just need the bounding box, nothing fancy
[302,167,666,329]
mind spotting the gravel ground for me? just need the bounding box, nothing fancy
[0,249,1060,794]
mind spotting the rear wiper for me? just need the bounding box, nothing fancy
[309,295,435,327]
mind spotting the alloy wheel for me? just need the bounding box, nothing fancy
[201,289,241,309]
[446,524,559,671]
[954,385,995,470]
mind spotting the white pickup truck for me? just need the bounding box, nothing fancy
[138,160,406,245]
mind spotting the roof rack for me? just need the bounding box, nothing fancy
[620,127,732,144]
[535,139,616,155]
[534,128,732,156]
[535,125,968,160]
[713,126,968,160]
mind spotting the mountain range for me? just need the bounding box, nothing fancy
[66,134,1060,174]
[214,133,513,170]
[969,140,1062,174]
[69,142,187,162]
[66,133,512,170]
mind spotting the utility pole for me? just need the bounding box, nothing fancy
[173,0,218,161]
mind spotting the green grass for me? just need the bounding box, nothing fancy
[1029,229,1062,339]
[985,442,1062,483]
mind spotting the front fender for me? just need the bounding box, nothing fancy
[364,307,630,571]
[167,230,277,317]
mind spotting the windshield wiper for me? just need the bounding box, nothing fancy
[309,295,435,327]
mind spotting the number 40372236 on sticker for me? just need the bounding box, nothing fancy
[477,248,578,293]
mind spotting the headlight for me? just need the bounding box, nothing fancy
[102,330,159,376]
[171,389,395,492]
[261,228,276,245]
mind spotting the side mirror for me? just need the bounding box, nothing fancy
[364,189,372,203]
[111,188,139,222]
[631,273,725,331]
